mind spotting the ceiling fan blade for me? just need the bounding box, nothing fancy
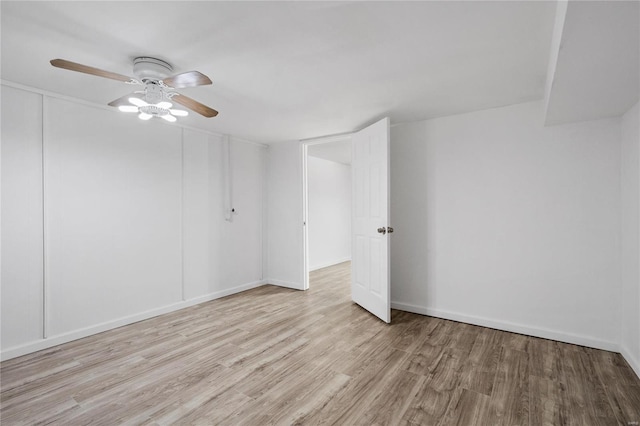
[107,92,144,107]
[171,93,218,118]
[162,71,212,89]
[51,59,137,83]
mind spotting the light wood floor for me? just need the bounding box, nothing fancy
[2,261,639,425]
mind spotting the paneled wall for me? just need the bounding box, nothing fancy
[1,87,44,349]
[1,84,266,360]
[182,131,265,300]
[44,97,184,336]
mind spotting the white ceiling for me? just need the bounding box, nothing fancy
[1,1,556,144]
[308,140,352,165]
[545,1,640,125]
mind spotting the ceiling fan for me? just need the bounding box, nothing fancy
[50,57,218,122]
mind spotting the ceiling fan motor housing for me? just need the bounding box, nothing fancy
[133,57,173,81]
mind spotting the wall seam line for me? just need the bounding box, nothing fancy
[181,128,186,302]
[41,94,49,339]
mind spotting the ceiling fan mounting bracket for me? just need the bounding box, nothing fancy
[133,57,173,81]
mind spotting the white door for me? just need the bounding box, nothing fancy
[351,117,391,323]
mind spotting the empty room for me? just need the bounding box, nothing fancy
[1,1,639,425]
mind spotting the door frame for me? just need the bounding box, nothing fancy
[301,133,353,290]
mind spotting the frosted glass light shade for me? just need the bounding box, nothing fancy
[129,97,148,107]
[118,106,139,113]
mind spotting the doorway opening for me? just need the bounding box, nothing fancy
[301,116,390,322]
[302,136,353,290]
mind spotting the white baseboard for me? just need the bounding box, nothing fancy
[309,257,351,272]
[0,279,266,361]
[390,301,619,353]
[266,278,304,290]
[184,280,266,305]
[620,343,640,380]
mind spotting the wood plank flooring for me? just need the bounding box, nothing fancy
[2,261,639,425]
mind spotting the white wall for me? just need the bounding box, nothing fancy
[219,140,265,287]
[0,83,266,360]
[183,130,214,300]
[621,101,640,376]
[266,141,304,289]
[1,86,44,349]
[182,131,265,299]
[307,156,351,271]
[45,97,183,336]
[391,101,622,351]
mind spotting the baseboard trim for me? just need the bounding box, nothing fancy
[391,301,619,353]
[266,278,304,290]
[620,344,640,380]
[309,257,351,272]
[0,279,266,361]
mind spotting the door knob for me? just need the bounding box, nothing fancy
[377,227,387,235]
[387,227,394,233]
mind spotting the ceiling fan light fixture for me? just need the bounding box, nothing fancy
[161,114,177,123]
[157,101,172,109]
[138,112,153,120]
